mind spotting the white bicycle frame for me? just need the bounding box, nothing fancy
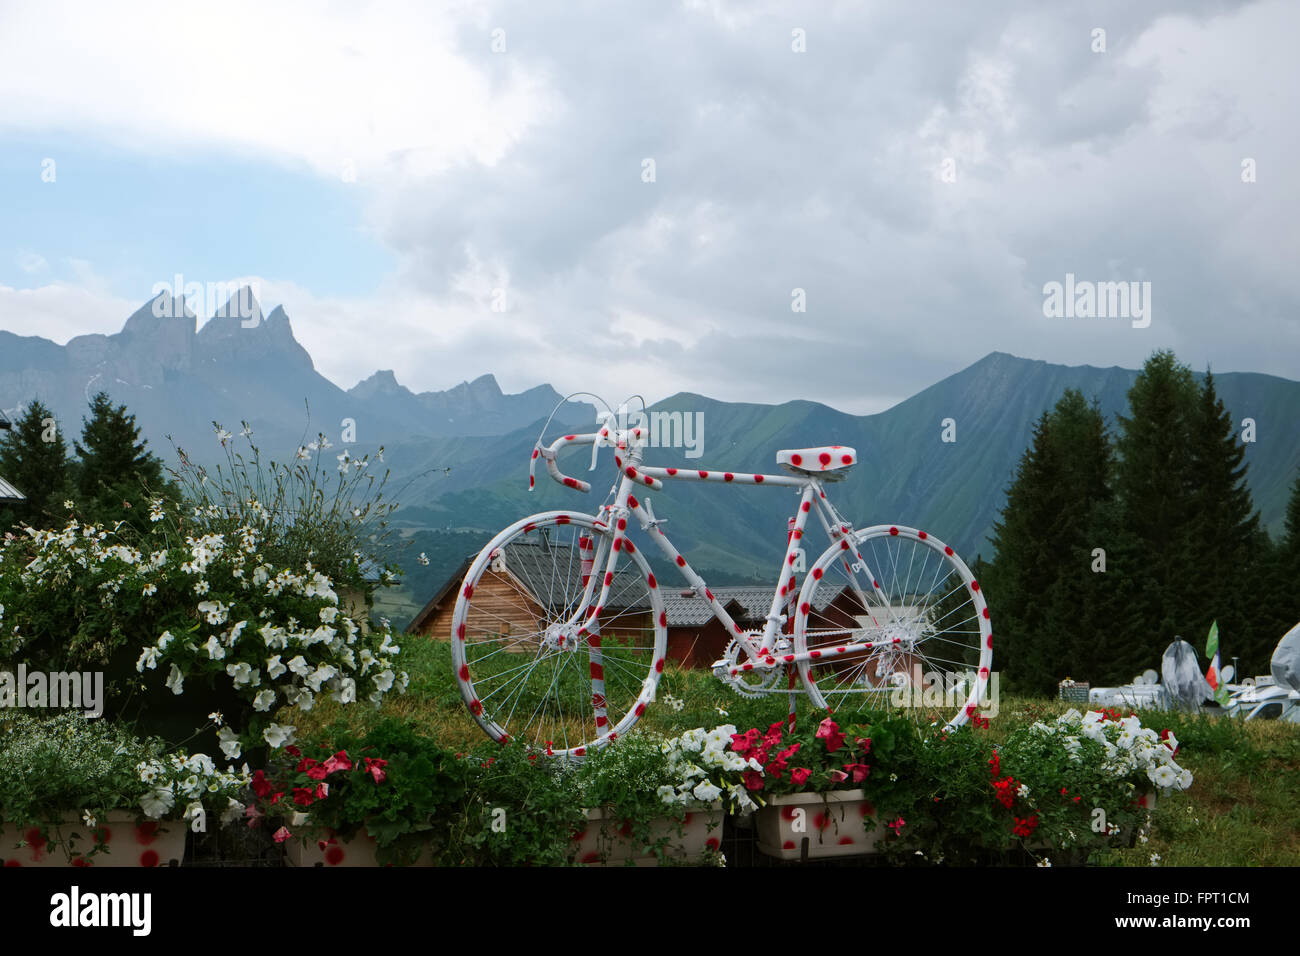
[529,425,950,685]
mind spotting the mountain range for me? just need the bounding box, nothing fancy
[3,289,1298,623]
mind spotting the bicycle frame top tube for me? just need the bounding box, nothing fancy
[537,429,869,670]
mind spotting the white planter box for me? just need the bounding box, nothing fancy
[283,827,434,867]
[571,803,724,866]
[1,814,186,867]
[754,790,882,860]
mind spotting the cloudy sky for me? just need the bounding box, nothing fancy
[1,0,1296,413]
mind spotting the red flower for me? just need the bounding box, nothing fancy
[315,783,329,800]
[1013,815,1040,838]
[886,817,906,834]
[250,769,273,798]
[789,767,812,787]
[841,762,870,783]
[285,745,302,758]
[322,751,353,775]
[1159,729,1180,755]
[987,751,1000,778]
[305,764,329,781]
[829,769,848,783]
[992,776,1017,809]
[272,826,292,844]
[815,717,845,753]
[363,757,388,783]
[854,737,872,754]
[292,787,315,807]
[778,742,802,761]
[296,758,319,774]
[743,770,765,791]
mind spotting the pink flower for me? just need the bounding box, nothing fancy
[322,750,353,775]
[886,817,905,834]
[841,762,870,783]
[363,757,388,784]
[272,826,292,844]
[829,769,848,783]
[315,783,329,800]
[815,717,845,752]
[789,767,812,787]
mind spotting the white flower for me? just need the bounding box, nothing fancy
[1016,784,1030,799]
[198,600,229,625]
[194,580,210,595]
[1150,853,1161,866]
[136,646,160,672]
[1149,764,1178,789]
[220,798,246,826]
[141,785,176,819]
[142,583,157,597]
[165,664,185,695]
[204,635,226,661]
[218,727,242,760]
[692,780,722,803]
[262,723,296,749]
[225,661,255,687]
[63,499,74,509]
[266,655,287,679]
[208,711,224,727]
[657,785,677,805]
[157,631,175,650]
[82,810,97,828]
[1036,857,1051,868]
[252,689,277,712]
[287,655,311,677]
[417,552,430,566]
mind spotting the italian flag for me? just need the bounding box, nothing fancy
[1205,620,1230,705]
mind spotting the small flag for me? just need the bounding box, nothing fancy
[1205,620,1230,705]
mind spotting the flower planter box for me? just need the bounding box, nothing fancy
[283,828,434,867]
[1136,791,1156,812]
[1,814,186,868]
[754,790,883,860]
[571,804,724,866]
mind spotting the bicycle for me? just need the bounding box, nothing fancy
[450,401,993,758]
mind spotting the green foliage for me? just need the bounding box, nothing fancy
[256,719,470,865]
[73,392,178,533]
[456,742,587,866]
[0,711,248,843]
[0,400,72,532]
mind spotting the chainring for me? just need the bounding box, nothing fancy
[721,636,787,699]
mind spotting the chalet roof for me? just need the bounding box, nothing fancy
[662,582,845,628]
[0,475,24,502]
[405,537,647,634]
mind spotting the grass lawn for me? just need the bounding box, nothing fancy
[289,636,1300,866]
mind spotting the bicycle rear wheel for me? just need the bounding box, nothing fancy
[794,524,993,730]
[450,511,667,757]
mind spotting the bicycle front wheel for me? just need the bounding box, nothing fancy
[450,511,667,757]
[794,524,993,730]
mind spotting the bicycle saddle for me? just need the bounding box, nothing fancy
[776,446,857,479]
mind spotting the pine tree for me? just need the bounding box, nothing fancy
[0,400,71,530]
[73,392,174,532]
[1113,351,1200,653]
[1184,368,1266,671]
[984,391,1118,694]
